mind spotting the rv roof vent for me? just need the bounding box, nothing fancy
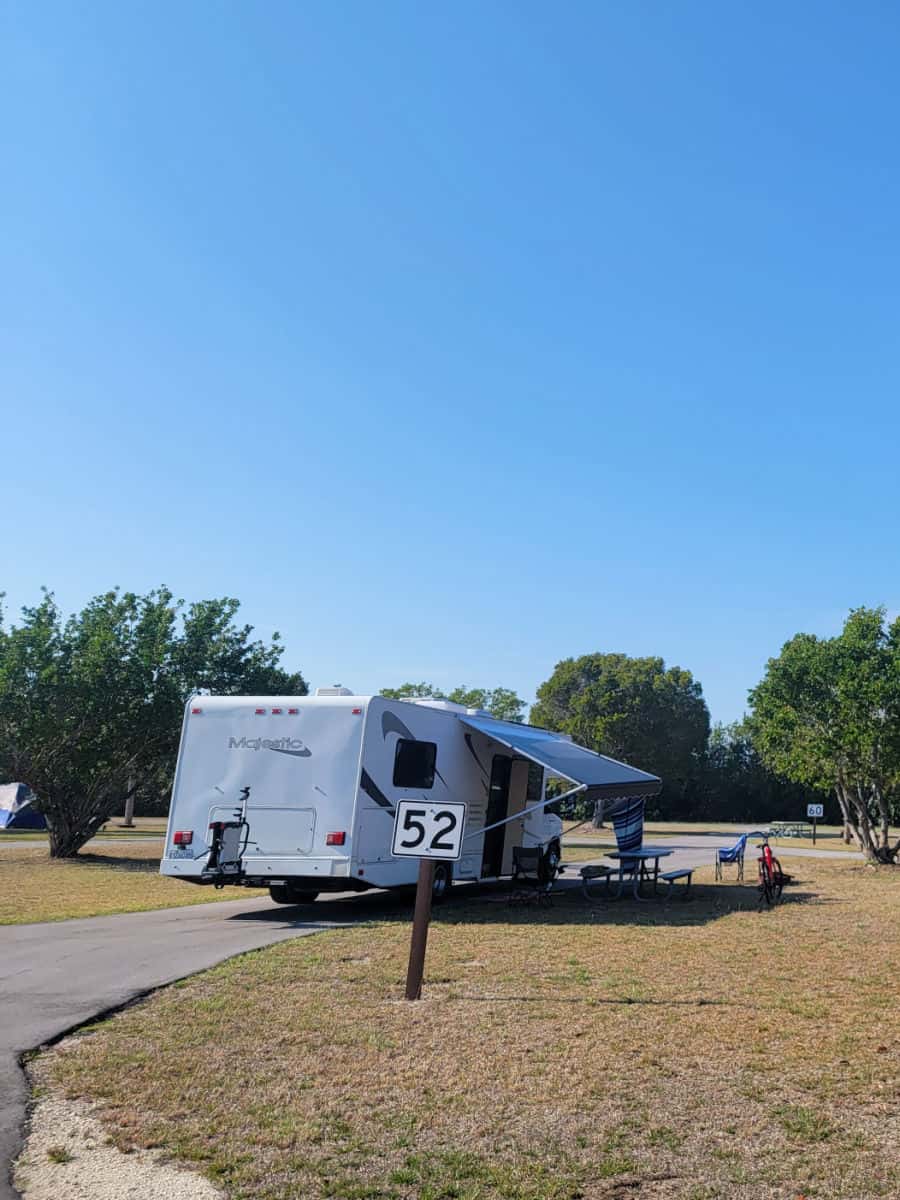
[315,685,354,697]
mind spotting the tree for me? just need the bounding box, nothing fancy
[530,653,710,816]
[380,682,445,700]
[447,686,525,722]
[749,607,900,864]
[698,720,829,824]
[0,588,306,857]
[380,683,525,721]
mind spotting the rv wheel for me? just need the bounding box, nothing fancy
[431,862,453,903]
[269,885,320,905]
[540,840,561,883]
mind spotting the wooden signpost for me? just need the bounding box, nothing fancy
[807,802,824,845]
[391,799,467,1001]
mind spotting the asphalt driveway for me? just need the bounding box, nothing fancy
[0,889,395,1200]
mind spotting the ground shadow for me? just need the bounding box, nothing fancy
[64,852,164,872]
[226,875,820,930]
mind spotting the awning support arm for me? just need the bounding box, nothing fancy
[461,783,586,843]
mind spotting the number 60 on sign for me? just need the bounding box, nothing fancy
[391,800,467,861]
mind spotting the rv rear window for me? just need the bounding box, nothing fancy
[393,739,437,789]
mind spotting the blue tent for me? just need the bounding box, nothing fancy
[0,783,47,831]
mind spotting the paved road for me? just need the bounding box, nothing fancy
[0,888,405,1200]
[1,832,861,1199]
[568,831,864,870]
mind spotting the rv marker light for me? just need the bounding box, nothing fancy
[351,707,362,715]
[191,707,202,714]
[288,708,299,714]
[255,708,266,714]
[271,707,282,714]
[326,831,346,846]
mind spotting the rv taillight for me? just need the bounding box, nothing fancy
[255,708,266,714]
[173,830,193,846]
[326,831,346,846]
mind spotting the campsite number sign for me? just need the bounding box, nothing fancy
[391,800,467,861]
[391,799,468,1002]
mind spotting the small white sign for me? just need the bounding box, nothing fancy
[391,800,467,861]
[807,803,824,819]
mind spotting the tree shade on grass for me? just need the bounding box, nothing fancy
[0,843,247,924]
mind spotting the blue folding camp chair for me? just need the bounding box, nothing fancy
[715,831,768,882]
[715,833,747,881]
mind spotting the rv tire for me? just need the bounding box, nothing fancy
[269,885,320,905]
[540,840,561,883]
[431,862,452,903]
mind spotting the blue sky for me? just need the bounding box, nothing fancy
[3,2,899,723]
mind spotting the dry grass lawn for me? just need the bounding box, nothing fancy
[40,858,900,1200]
[0,842,247,924]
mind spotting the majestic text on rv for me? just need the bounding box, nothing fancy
[161,689,661,903]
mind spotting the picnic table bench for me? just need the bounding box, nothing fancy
[769,821,813,839]
[580,848,675,901]
[580,863,615,899]
[659,867,693,897]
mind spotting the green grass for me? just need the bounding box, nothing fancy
[773,1104,836,1144]
[46,1146,73,1164]
[0,815,168,841]
[0,842,248,924]
[38,858,900,1200]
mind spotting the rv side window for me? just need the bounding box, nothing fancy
[393,739,437,789]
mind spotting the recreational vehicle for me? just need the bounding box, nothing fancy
[161,689,661,903]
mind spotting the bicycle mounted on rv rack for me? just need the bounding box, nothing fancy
[204,786,251,887]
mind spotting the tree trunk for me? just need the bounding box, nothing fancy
[834,786,856,845]
[592,798,606,829]
[122,778,135,828]
[46,803,111,858]
[836,777,898,865]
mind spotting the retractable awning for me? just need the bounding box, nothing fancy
[459,715,661,802]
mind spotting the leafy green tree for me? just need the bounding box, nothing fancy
[380,683,525,721]
[698,720,829,824]
[380,682,446,700]
[447,686,525,722]
[749,607,900,864]
[0,588,306,857]
[531,653,710,815]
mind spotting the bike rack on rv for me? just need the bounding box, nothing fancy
[203,786,251,887]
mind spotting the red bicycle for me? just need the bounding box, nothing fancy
[757,834,790,907]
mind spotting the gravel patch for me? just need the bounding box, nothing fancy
[14,1093,221,1200]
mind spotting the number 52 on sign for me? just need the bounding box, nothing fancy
[391,800,467,861]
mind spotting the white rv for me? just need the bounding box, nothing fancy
[161,688,660,904]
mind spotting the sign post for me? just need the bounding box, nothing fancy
[391,799,467,1002]
[405,859,436,1001]
[807,803,824,845]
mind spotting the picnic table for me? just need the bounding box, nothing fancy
[607,847,673,900]
[769,821,813,839]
